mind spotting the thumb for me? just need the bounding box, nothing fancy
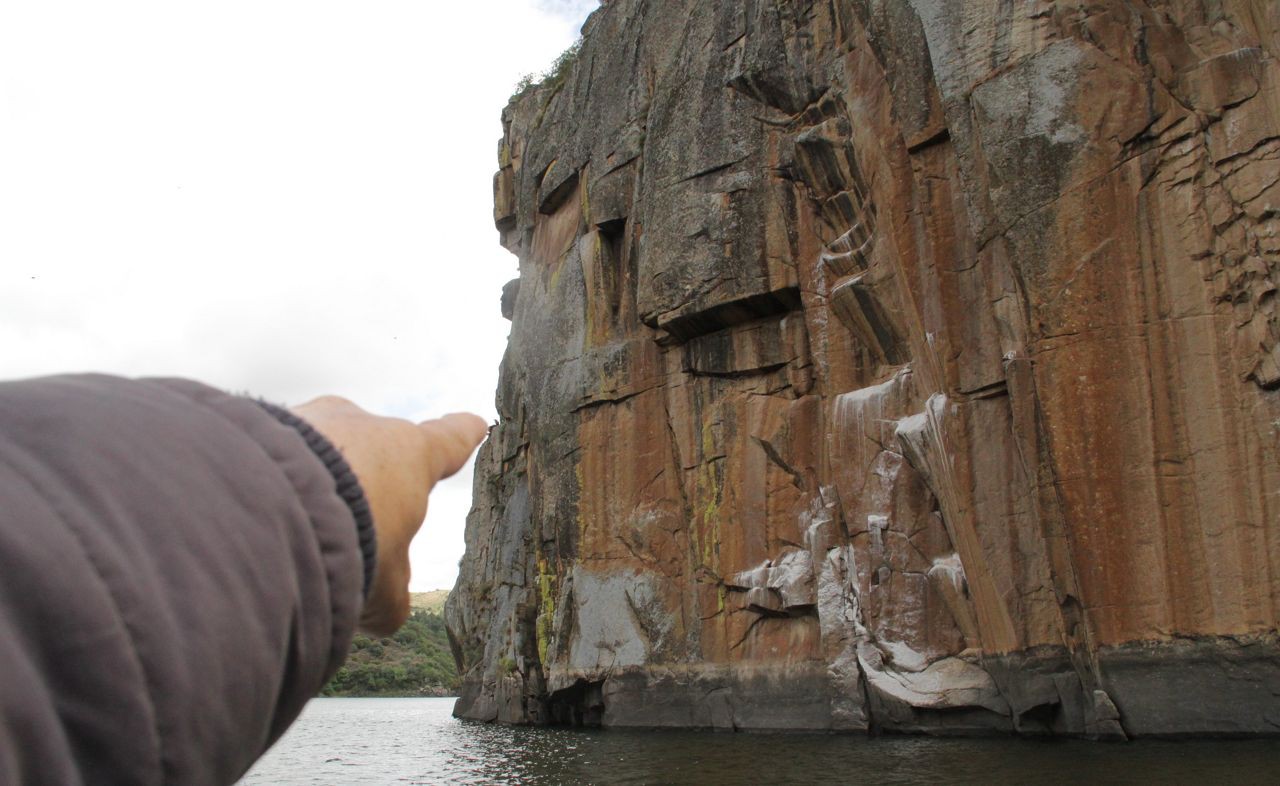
[418,412,488,482]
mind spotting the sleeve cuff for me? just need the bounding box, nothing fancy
[253,401,377,599]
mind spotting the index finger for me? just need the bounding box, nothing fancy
[418,412,489,482]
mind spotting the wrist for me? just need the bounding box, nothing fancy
[254,400,378,598]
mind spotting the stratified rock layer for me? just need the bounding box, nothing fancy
[447,0,1280,736]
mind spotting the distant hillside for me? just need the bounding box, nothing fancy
[323,605,458,698]
[409,589,449,614]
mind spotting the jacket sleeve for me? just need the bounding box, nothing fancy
[0,374,371,786]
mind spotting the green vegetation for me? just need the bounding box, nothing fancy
[409,589,449,615]
[511,38,583,101]
[322,610,460,697]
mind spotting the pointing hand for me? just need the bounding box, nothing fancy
[290,396,487,635]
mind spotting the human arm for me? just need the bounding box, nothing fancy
[0,375,484,786]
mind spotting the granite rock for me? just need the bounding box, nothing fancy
[447,0,1280,736]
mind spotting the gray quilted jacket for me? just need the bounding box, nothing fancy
[0,375,374,785]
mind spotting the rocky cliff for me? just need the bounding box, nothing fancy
[446,0,1280,736]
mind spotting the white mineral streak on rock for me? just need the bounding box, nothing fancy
[897,395,1022,653]
[895,398,960,546]
[874,639,930,673]
[819,223,873,277]
[926,553,982,650]
[817,543,870,729]
[867,513,888,551]
[728,549,815,613]
[830,366,914,481]
[833,366,911,407]
[794,489,871,729]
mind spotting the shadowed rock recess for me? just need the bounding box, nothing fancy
[446,0,1280,737]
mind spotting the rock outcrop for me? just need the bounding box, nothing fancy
[446,0,1280,736]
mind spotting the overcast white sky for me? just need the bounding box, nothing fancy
[0,0,598,591]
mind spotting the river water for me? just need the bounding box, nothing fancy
[240,697,1280,785]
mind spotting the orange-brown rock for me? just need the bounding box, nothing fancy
[447,0,1280,736]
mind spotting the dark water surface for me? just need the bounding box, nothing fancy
[240,697,1280,785]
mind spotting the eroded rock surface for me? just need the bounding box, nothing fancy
[447,0,1280,736]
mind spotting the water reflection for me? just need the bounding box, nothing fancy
[241,698,1280,786]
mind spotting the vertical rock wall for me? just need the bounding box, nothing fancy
[446,0,1280,736]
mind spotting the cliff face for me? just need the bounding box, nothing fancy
[446,0,1280,736]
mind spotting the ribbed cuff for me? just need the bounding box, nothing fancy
[254,400,377,599]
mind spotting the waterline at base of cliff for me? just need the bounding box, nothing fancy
[240,698,1280,785]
